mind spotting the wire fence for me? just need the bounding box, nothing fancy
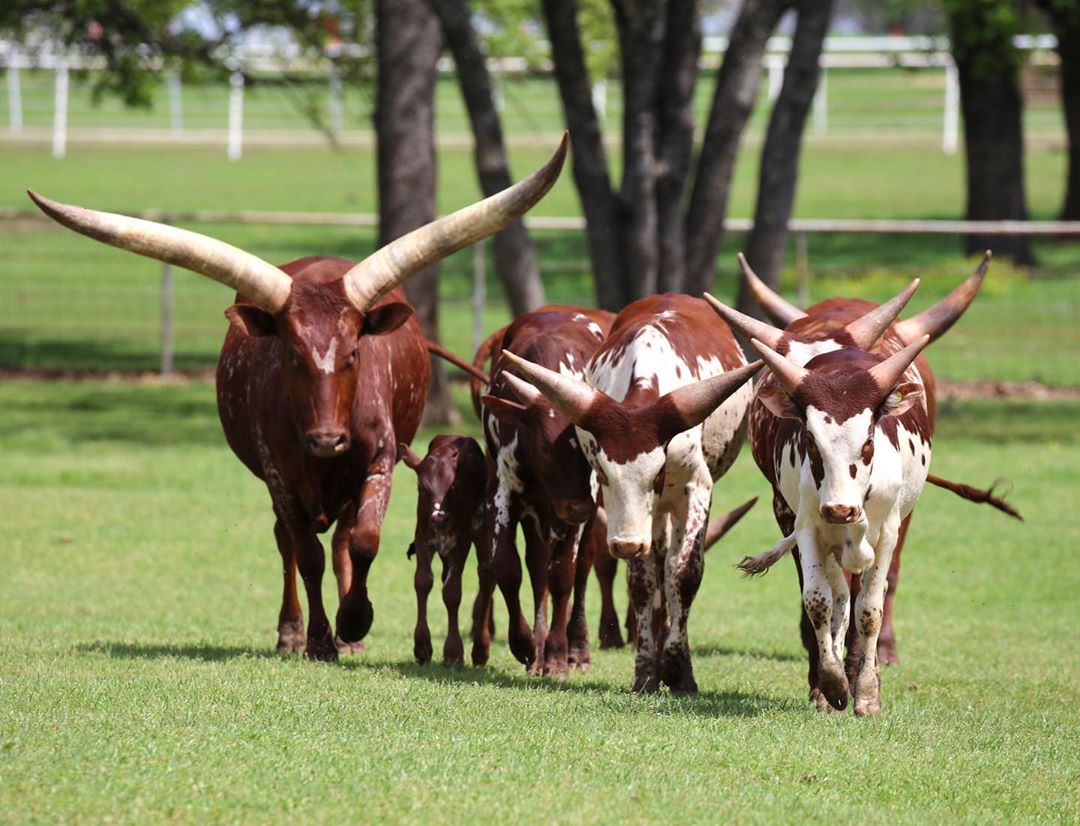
[2,211,1077,387]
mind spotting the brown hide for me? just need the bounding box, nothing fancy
[473,307,614,676]
[216,256,429,660]
[402,435,486,667]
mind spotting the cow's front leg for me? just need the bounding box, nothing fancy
[853,519,900,717]
[470,490,496,666]
[272,517,305,654]
[801,529,849,711]
[661,496,707,695]
[593,544,624,649]
[330,507,364,655]
[336,463,393,646]
[441,538,470,667]
[274,504,336,661]
[626,553,661,693]
[491,490,534,666]
[877,513,910,665]
[542,526,584,678]
[522,517,552,676]
[567,520,596,671]
[411,536,435,665]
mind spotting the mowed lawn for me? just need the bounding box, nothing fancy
[0,378,1077,823]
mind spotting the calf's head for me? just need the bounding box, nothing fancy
[398,437,483,530]
[28,134,568,458]
[751,336,929,524]
[500,352,761,558]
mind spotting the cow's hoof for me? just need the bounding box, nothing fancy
[818,662,850,711]
[414,636,433,666]
[853,668,882,717]
[334,635,365,656]
[470,641,490,667]
[276,620,306,654]
[508,629,536,667]
[598,624,625,650]
[878,637,899,666]
[809,688,841,713]
[442,636,465,668]
[305,636,339,662]
[660,647,697,695]
[568,644,591,673]
[631,673,660,694]
[335,596,373,645]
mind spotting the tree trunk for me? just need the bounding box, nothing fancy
[427,0,547,315]
[1044,7,1080,220]
[655,0,702,293]
[542,0,624,310]
[376,0,458,425]
[684,0,792,297]
[948,5,1033,265]
[739,0,833,317]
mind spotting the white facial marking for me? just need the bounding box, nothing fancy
[312,338,338,375]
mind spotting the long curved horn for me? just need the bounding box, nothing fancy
[703,293,785,350]
[868,335,931,392]
[843,278,920,349]
[893,252,990,345]
[344,133,569,311]
[500,350,599,426]
[739,253,806,326]
[656,360,763,439]
[27,189,292,312]
[749,338,809,397]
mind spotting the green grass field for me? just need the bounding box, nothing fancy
[0,379,1077,822]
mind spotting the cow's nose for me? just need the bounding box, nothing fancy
[556,498,595,525]
[609,539,648,560]
[821,503,862,524]
[306,429,349,457]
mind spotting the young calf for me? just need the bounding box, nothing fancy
[398,436,486,667]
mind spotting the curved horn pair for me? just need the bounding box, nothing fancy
[893,251,990,345]
[706,277,919,352]
[28,133,570,314]
[750,334,931,397]
[500,350,761,438]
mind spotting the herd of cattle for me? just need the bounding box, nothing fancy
[29,136,1019,717]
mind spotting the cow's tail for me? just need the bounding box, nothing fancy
[704,497,758,552]
[470,326,508,419]
[737,531,798,577]
[426,340,491,384]
[926,474,1023,521]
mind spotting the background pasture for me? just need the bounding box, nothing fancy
[1,60,1078,823]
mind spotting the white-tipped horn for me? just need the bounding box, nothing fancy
[28,189,292,312]
[868,335,931,392]
[343,133,569,311]
[893,251,990,345]
[843,279,920,349]
[739,253,806,326]
[749,338,809,397]
[500,349,599,426]
[703,292,785,350]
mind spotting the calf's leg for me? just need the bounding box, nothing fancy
[412,536,435,665]
[441,538,469,667]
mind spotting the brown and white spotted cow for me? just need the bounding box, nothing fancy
[501,295,762,693]
[474,307,615,677]
[399,436,486,667]
[708,253,1018,715]
[27,137,566,660]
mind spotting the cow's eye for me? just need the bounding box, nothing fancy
[342,348,358,369]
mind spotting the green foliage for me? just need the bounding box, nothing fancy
[943,0,1027,78]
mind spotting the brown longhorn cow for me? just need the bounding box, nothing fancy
[28,136,567,660]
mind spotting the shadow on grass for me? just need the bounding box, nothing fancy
[691,643,802,663]
[78,641,277,662]
[80,641,789,717]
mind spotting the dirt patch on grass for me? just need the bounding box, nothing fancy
[936,380,1080,401]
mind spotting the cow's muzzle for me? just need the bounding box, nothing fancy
[306,428,350,458]
[609,539,648,560]
[820,503,862,524]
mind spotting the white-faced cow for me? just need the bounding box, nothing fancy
[707,253,1019,715]
[501,295,761,693]
[28,137,566,660]
[474,306,615,677]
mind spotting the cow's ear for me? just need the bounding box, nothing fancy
[363,302,414,336]
[880,382,923,418]
[482,394,532,428]
[225,304,277,337]
[757,383,801,420]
